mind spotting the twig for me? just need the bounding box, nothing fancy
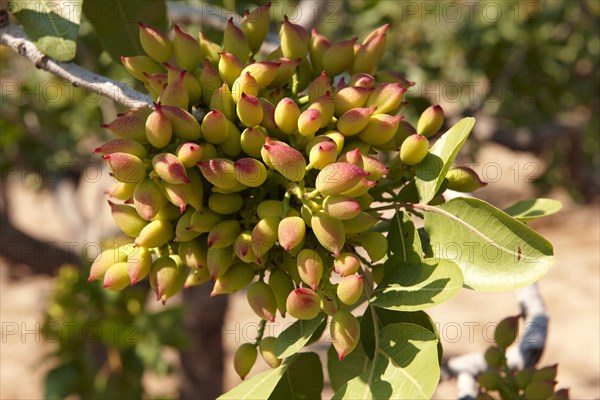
[167,1,231,31]
[513,283,548,368]
[0,23,153,109]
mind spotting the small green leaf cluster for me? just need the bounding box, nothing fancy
[86,5,560,397]
[476,315,569,400]
[42,263,185,399]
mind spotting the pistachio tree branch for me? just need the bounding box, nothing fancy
[166,0,325,54]
[166,1,279,53]
[0,22,153,109]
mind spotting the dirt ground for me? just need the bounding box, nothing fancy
[1,143,599,399]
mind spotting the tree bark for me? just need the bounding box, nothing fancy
[180,284,229,400]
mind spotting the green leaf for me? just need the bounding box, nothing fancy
[415,117,476,204]
[385,211,422,268]
[360,309,442,365]
[269,352,323,400]
[217,362,288,400]
[327,343,370,391]
[503,198,562,222]
[11,0,83,61]
[275,313,327,358]
[82,0,167,61]
[423,197,555,291]
[395,181,420,204]
[332,323,439,400]
[371,259,464,311]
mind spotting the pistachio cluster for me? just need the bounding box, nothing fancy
[88,4,469,377]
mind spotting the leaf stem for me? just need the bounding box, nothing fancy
[360,262,381,362]
[367,202,439,213]
[254,319,267,346]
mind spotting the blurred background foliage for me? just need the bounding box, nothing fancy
[43,254,187,399]
[1,0,598,398]
[316,0,599,200]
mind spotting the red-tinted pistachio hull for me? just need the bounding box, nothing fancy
[139,22,172,63]
[274,97,301,135]
[309,28,331,73]
[94,138,147,160]
[133,179,167,220]
[241,126,268,158]
[337,274,364,305]
[89,243,135,282]
[211,263,254,296]
[297,108,322,137]
[198,158,238,189]
[145,104,173,148]
[240,2,271,53]
[103,262,131,291]
[277,216,306,251]
[337,106,377,136]
[234,158,268,187]
[208,220,242,248]
[161,105,202,140]
[237,93,264,127]
[311,211,345,256]
[121,55,162,81]
[417,104,444,138]
[173,25,203,71]
[103,153,146,183]
[297,248,324,290]
[446,166,487,192]
[358,114,403,146]
[108,201,148,237]
[334,86,373,116]
[330,310,360,360]
[206,245,234,280]
[152,153,190,184]
[399,134,429,165]
[159,71,189,109]
[251,216,280,258]
[315,162,370,196]
[149,255,178,300]
[234,231,256,263]
[280,15,309,60]
[101,108,150,143]
[286,287,321,320]
[201,110,229,144]
[334,252,361,276]
[135,219,173,248]
[349,73,375,88]
[247,281,277,322]
[224,18,250,63]
[262,139,306,182]
[127,246,152,285]
[322,38,357,76]
[178,238,208,269]
[322,195,361,220]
